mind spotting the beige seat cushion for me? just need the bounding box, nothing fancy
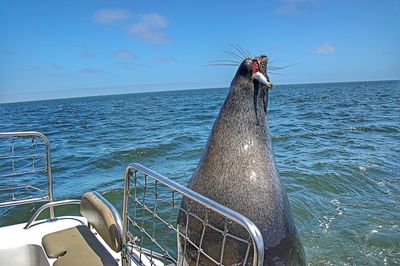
[42,225,118,266]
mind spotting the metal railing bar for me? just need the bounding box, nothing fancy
[0,184,46,191]
[0,185,41,191]
[128,245,176,264]
[0,196,49,208]
[243,243,251,266]
[26,185,46,192]
[224,231,252,244]
[0,153,45,160]
[0,168,47,178]
[0,132,48,138]
[24,199,81,229]
[122,166,131,265]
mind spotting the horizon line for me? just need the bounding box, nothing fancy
[1,79,399,105]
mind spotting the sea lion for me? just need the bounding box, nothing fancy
[177,55,305,265]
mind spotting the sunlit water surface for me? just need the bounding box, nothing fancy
[1,80,399,265]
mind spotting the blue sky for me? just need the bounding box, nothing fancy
[1,0,399,103]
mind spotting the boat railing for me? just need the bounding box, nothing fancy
[23,199,81,229]
[122,163,265,266]
[0,131,54,218]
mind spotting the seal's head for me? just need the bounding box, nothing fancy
[229,55,273,119]
[234,55,272,90]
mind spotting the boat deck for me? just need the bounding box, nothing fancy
[0,216,121,266]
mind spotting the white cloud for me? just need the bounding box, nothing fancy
[276,0,319,13]
[128,13,169,44]
[313,42,336,54]
[93,9,131,24]
[92,10,170,44]
[113,49,136,60]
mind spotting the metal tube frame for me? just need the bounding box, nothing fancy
[24,199,81,229]
[0,131,55,218]
[122,163,265,266]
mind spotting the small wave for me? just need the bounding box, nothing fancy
[290,97,308,104]
[168,147,204,160]
[365,228,400,249]
[193,113,215,121]
[93,143,178,169]
[348,125,400,133]
[330,199,340,206]
[319,215,335,231]
[272,134,290,141]
[349,125,374,132]
[359,166,367,172]
[112,143,177,161]
[61,154,91,161]
[172,135,200,143]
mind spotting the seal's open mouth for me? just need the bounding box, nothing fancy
[252,59,272,89]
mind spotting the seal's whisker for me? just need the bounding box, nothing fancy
[268,66,284,70]
[208,59,241,64]
[268,71,285,76]
[227,50,245,60]
[224,50,244,61]
[236,44,248,57]
[229,44,249,59]
[236,45,250,59]
[268,63,297,70]
[204,63,238,67]
[268,59,280,65]
[209,59,241,62]
[237,44,253,59]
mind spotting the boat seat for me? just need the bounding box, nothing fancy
[42,192,122,266]
[42,225,118,266]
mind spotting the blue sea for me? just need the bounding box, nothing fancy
[1,80,399,265]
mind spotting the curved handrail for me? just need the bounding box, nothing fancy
[24,199,81,229]
[123,163,265,266]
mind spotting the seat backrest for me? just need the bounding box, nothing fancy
[80,192,123,253]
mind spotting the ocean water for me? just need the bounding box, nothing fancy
[0,80,399,265]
